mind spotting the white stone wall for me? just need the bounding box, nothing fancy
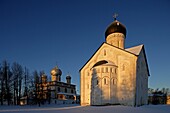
[117,55,137,106]
[136,48,149,106]
[80,43,138,106]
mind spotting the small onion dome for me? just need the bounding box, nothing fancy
[50,66,62,76]
[105,20,126,38]
[66,75,71,79]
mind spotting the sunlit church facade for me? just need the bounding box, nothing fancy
[80,16,150,106]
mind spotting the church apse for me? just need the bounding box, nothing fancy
[90,60,118,105]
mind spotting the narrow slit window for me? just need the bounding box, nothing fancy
[104,50,106,56]
[97,80,99,85]
[115,68,117,74]
[110,68,112,73]
[106,67,108,73]
[101,68,104,73]
[104,78,107,85]
[113,79,117,85]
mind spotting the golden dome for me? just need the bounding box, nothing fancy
[50,66,62,76]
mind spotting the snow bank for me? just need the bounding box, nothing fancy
[0,104,170,113]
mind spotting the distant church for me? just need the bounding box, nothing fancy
[79,15,150,106]
[37,66,77,104]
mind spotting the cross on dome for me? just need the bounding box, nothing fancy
[113,13,118,20]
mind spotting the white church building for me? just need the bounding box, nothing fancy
[79,16,150,106]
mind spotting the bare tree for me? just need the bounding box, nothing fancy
[0,60,13,105]
[24,68,35,105]
[0,64,4,105]
[33,70,39,105]
[23,67,29,104]
[11,62,23,105]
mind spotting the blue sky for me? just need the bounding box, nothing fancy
[0,0,170,93]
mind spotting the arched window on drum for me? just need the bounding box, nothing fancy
[113,78,117,85]
[104,78,107,85]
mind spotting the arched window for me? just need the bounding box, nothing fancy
[101,68,104,73]
[113,79,115,85]
[104,78,107,85]
[105,67,108,73]
[104,50,106,56]
[97,80,99,85]
[110,68,112,73]
[113,79,117,85]
[119,41,121,48]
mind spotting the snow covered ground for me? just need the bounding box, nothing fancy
[0,104,170,113]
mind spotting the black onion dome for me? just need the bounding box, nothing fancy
[105,20,126,38]
[66,75,71,79]
[51,66,62,76]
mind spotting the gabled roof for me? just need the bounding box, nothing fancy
[79,42,105,72]
[126,44,150,76]
[79,41,150,77]
[79,42,137,72]
[125,44,143,55]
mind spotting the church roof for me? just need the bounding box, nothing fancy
[79,43,150,76]
[126,44,150,76]
[79,42,137,72]
[125,44,143,55]
[92,60,117,68]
